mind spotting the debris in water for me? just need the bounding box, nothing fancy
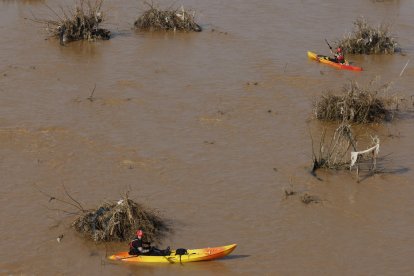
[36,0,110,45]
[87,84,97,102]
[284,189,297,198]
[350,136,380,176]
[311,124,382,180]
[72,193,171,243]
[314,80,397,123]
[37,185,171,244]
[338,17,400,54]
[57,234,64,243]
[301,193,320,204]
[311,124,357,171]
[134,2,202,32]
[283,178,297,199]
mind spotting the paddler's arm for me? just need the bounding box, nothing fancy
[138,246,149,253]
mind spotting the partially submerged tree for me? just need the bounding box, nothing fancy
[311,124,380,177]
[37,0,110,45]
[135,2,202,32]
[338,17,400,54]
[311,124,357,171]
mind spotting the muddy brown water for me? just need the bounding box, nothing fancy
[1,0,414,275]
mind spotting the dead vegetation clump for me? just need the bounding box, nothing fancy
[314,81,397,124]
[72,193,171,242]
[338,17,400,54]
[134,2,202,32]
[39,0,110,45]
[38,185,171,243]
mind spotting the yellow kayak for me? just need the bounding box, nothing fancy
[108,243,237,263]
[307,51,363,71]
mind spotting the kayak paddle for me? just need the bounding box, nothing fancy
[325,39,334,54]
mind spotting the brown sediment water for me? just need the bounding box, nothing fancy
[1,0,414,275]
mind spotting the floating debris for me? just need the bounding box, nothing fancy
[338,17,400,54]
[284,189,297,198]
[134,2,202,32]
[38,185,171,243]
[301,193,320,204]
[57,234,64,243]
[350,136,380,177]
[72,193,171,243]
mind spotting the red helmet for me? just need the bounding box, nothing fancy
[136,230,143,237]
[337,47,342,53]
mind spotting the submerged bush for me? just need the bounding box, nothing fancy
[135,2,201,32]
[314,81,397,123]
[40,0,110,44]
[338,17,400,54]
[72,194,171,243]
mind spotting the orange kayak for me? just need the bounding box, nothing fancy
[108,243,237,263]
[307,51,363,71]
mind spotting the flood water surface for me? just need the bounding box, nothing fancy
[1,0,414,275]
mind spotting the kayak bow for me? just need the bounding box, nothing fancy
[307,51,362,71]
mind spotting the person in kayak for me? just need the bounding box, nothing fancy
[128,229,171,256]
[129,229,150,255]
[332,47,345,64]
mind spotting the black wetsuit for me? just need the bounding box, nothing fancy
[129,237,170,256]
[129,237,146,255]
